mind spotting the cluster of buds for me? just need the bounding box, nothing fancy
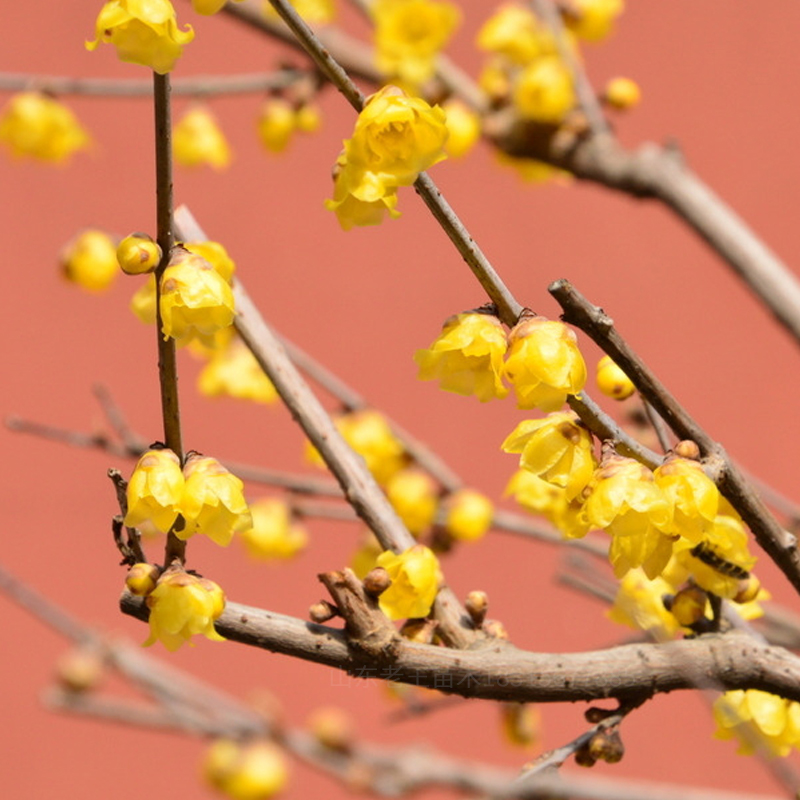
[124,448,251,547]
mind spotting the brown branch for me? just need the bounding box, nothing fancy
[550,279,800,597]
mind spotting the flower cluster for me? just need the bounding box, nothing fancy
[371,0,461,89]
[124,449,251,547]
[415,310,586,411]
[325,86,448,229]
[0,92,90,164]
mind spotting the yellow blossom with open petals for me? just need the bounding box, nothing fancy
[144,568,226,651]
[564,0,624,42]
[60,229,118,292]
[376,544,442,619]
[173,106,231,170]
[239,498,308,561]
[198,337,278,404]
[372,0,461,87]
[504,316,586,411]
[183,241,235,284]
[476,4,557,65]
[415,311,508,401]
[513,56,575,124]
[86,0,194,75]
[179,454,252,546]
[714,690,800,757]
[584,455,674,579]
[160,247,235,346]
[386,468,439,535]
[607,569,680,638]
[444,489,494,541]
[124,448,185,533]
[204,738,288,800]
[505,469,564,520]
[502,412,595,500]
[0,92,90,164]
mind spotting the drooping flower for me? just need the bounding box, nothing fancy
[444,488,494,541]
[504,315,586,411]
[607,568,680,638]
[173,105,231,169]
[563,0,624,42]
[603,76,641,110]
[501,412,595,500]
[595,355,635,400]
[198,337,279,404]
[583,454,674,579]
[476,4,557,64]
[372,0,461,87]
[442,99,481,159]
[144,568,226,651]
[239,498,308,561]
[60,229,118,292]
[183,240,236,283]
[124,448,185,533]
[130,274,157,324]
[385,468,439,535]
[179,454,252,546]
[0,92,90,164]
[414,311,508,401]
[257,98,296,154]
[204,738,289,800]
[376,544,443,619]
[500,703,541,748]
[86,0,195,74]
[117,232,162,275]
[159,246,235,346]
[714,690,800,757]
[512,56,575,124]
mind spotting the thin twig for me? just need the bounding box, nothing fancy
[641,399,672,453]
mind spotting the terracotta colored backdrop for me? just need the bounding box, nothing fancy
[2,2,800,798]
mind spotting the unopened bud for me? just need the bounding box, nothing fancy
[363,567,392,598]
[734,574,762,604]
[308,707,354,752]
[668,586,708,627]
[309,600,339,623]
[673,440,701,460]
[483,619,509,640]
[574,745,597,767]
[56,647,104,693]
[465,590,489,626]
[117,232,162,275]
[399,618,438,644]
[588,728,624,763]
[125,562,161,596]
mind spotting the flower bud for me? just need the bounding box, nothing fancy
[125,562,161,596]
[386,468,439,535]
[734,574,762,605]
[595,355,635,400]
[257,98,296,153]
[465,590,488,626]
[444,489,494,542]
[308,707,354,752]
[203,738,288,799]
[61,229,118,292]
[117,232,162,275]
[483,619,509,639]
[399,618,438,644]
[603,77,641,110]
[309,600,338,623]
[56,647,104,693]
[363,566,392,598]
[587,728,624,763]
[667,586,708,627]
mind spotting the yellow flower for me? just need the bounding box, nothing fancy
[86,0,195,74]
[504,316,586,411]
[386,468,438,535]
[306,410,406,485]
[372,0,461,87]
[476,4,557,65]
[262,0,335,25]
[501,412,596,500]
[564,0,624,42]
[654,448,720,543]
[159,247,235,346]
[512,56,575,124]
[444,488,493,541]
[714,690,800,757]
[239,498,308,560]
[257,98,296,154]
[130,275,157,325]
[144,568,226,651]
[442,99,481,159]
[603,76,641,110]
[179,454,252,547]
[376,544,442,619]
[595,355,635,400]
[198,337,279,404]
[505,468,565,521]
[184,240,236,283]
[60,229,118,292]
[414,311,508,402]
[124,448,185,533]
[607,569,680,638]
[117,232,162,275]
[583,455,674,579]
[500,703,540,748]
[351,531,383,579]
[192,0,245,14]
[204,739,288,800]
[125,562,161,596]
[346,86,448,189]
[173,105,231,170]
[0,92,90,164]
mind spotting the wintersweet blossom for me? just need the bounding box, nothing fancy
[130,275,157,325]
[714,690,800,757]
[607,569,680,638]
[414,311,508,401]
[376,544,442,620]
[183,240,236,283]
[442,99,481,159]
[179,454,252,547]
[512,56,575,123]
[444,489,494,541]
[603,76,641,110]
[476,4,557,64]
[257,98,296,153]
[0,92,90,163]
[504,316,586,411]
[595,355,635,400]
[123,448,185,533]
[372,0,461,87]
[204,739,288,800]
[60,230,118,292]
[86,0,194,74]
[564,0,624,42]
[198,337,278,404]
[173,106,231,169]
[143,569,226,651]
[192,0,245,14]
[385,469,439,535]
[239,498,308,561]
[117,232,161,275]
